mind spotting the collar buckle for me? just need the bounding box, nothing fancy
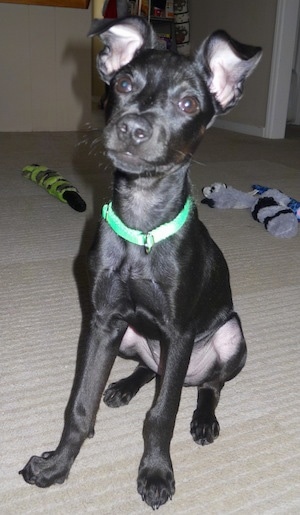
[144,233,155,254]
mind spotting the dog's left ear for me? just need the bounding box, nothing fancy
[88,16,158,84]
[196,30,262,114]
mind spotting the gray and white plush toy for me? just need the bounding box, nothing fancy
[201,183,298,238]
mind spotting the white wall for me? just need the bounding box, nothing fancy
[0,3,92,131]
[290,7,300,124]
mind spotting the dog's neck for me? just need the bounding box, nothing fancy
[111,163,192,233]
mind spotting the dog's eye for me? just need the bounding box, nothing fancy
[114,76,133,94]
[178,96,199,114]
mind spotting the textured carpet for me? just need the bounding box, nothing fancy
[1,130,300,514]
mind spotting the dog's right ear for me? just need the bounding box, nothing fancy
[88,16,158,84]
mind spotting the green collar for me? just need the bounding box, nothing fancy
[102,196,193,253]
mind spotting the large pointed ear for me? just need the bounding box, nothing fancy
[88,16,158,84]
[195,30,262,114]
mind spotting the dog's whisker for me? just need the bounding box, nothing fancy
[191,158,206,166]
[81,122,94,131]
[174,149,189,158]
[76,138,90,148]
[76,126,104,151]
[90,135,105,150]
[81,122,102,132]
[174,148,206,167]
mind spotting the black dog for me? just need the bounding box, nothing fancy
[20,17,261,510]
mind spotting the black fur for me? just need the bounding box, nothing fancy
[20,17,262,510]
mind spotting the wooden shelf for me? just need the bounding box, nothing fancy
[150,16,174,23]
[0,0,90,8]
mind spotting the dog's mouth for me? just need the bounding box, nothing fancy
[106,148,190,177]
[106,149,153,173]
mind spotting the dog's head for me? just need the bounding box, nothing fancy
[89,17,262,175]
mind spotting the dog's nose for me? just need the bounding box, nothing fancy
[117,115,152,145]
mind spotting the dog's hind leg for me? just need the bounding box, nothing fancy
[190,380,223,445]
[103,365,156,407]
[191,315,247,445]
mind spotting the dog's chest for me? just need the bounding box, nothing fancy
[111,250,177,335]
[125,271,172,332]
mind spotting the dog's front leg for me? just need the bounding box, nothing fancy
[137,333,194,509]
[20,314,127,488]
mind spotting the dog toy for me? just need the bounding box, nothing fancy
[201,183,298,238]
[252,184,300,220]
[22,164,86,212]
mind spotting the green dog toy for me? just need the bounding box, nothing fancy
[22,164,86,212]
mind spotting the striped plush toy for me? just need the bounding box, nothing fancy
[201,182,298,238]
[252,184,300,220]
[22,165,86,212]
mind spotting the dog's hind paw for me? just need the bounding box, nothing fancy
[19,451,70,487]
[137,468,175,509]
[190,411,220,446]
[103,379,138,407]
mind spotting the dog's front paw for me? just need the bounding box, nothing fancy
[190,410,220,446]
[103,379,137,407]
[19,451,70,487]
[137,466,175,510]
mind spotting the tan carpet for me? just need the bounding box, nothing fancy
[1,130,300,514]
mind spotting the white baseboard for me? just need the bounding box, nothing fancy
[213,118,265,138]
